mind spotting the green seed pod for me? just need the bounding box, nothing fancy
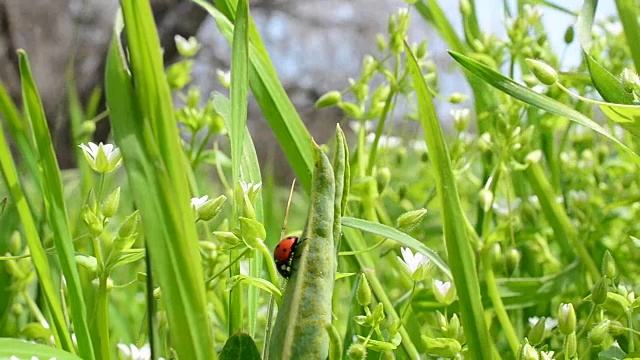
[332,125,349,255]
[525,59,558,86]
[588,320,610,346]
[75,255,98,273]
[592,277,608,305]
[315,91,342,109]
[602,250,616,279]
[118,210,140,239]
[326,323,343,360]
[347,343,367,360]
[528,317,546,346]
[339,102,363,119]
[565,332,577,357]
[448,92,467,104]
[269,140,336,359]
[81,205,103,237]
[101,187,121,218]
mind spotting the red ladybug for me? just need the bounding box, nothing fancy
[274,236,299,278]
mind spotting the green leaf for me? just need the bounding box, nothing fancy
[18,50,93,359]
[448,50,640,163]
[219,332,261,360]
[0,338,83,360]
[341,217,451,279]
[584,53,634,105]
[407,42,492,358]
[613,0,640,72]
[226,275,281,302]
[193,0,314,193]
[599,344,626,359]
[105,6,215,359]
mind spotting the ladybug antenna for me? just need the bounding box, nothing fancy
[281,179,296,239]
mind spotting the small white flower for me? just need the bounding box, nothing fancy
[397,247,428,274]
[434,280,452,298]
[174,35,201,57]
[560,303,571,320]
[528,316,558,331]
[541,350,554,360]
[117,343,153,360]
[366,133,402,149]
[78,142,122,173]
[240,181,262,195]
[522,343,539,360]
[347,121,375,134]
[216,69,231,88]
[409,139,428,153]
[10,356,19,360]
[191,196,209,211]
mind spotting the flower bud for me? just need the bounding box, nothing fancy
[396,208,428,232]
[564,25,575,44]
[372,302,385,324]
[347,343,367,360]
[621,68,640,93]
[376,167,391,194]
[588,320,609,346]
[75,255,98,273]
[478,188,494,212]
[339,102,363,119]
[528,317,546,346]
[433,280,456,306]
[422,336,462,358]
[602,250,616,279]
[166,61,193,90]
[591,277,608,305]
[80,121,96,137]
[186,87,201,108]
[558,303,576,335]
[448,92,467,104]
[523,74,539,87]
[459,0,471,16]
[525,150,543,165]
[197,195,226,222]
[315,91,342,109]
[525,59,558,86]
[81,205,103,237]
[118,210,139,239]
[451,108,470,132]
[101,187,121,218]
[478,132,492,152]
[9,231,21,255]
[213,231,242,246]
[505,248,521,276]
[376,33,387,52]
[216,69,231,88]
[416,40,428,59]
[357,273,372,306]
[112,235,137,254]
[448,314,460,339]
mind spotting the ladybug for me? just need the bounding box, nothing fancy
[274,236,300,278]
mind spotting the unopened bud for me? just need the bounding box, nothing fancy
[525,59,558,86]
[175,35,201,58]
[416,40,428,59]
[347,343,367,360]
[565,332,577,357]
[75,255,98,273]
[315,91,342,109]
[197,195,226,222]
[339,102,363,119]
[118,210,139,239]
[564,25,575,44]
[602,250,616,279]
[505,248,520,276]
[9,232,21,255]
[591,277,608,305]
[525,150,543,165]
[451,108,470,132]
[448,92,467,104]
[213,231,241,246]
[376,167,391,194]
[520,343,539,360]
[80,121,96,137]
[558,303,576,335]
[372,302,385,324]
[357,273,372,306]
[478,188,494,212]
[528,317,546,346]
[396,208,428,232]
[101,187,121,218]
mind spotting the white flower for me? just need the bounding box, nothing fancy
[191,196,209,211]
[174,35,201,57]
[240,181,262,196]
[434,280,452,298]
[560,303,571,320]
[78,142,122,173]
[366,133,402,149]
[347,121,375,134]
[522,344,539,360]
[528,316,558,331]
[541,350,554,360]
[409,139,428,153]
[397,247,428,274]
[216,69,231,88]
[117,343,163,360]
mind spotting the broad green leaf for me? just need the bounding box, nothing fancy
[193,0,314,193]
[106,7,215,359]
[0,338,83,360]
[341,217,451,279]
[18,51,92,358]
[226,275,281,302]
[584,54,634,105]
[407,42,492,358]
[219,332,261,360]
[449,50,640,163]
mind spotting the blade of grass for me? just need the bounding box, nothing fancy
[0,103,73,354]
[66,65,93,198]
[18,50,94,359]
[614,0,640,72]
[406,42,492,358]
[228,0,250,336]
[193,0,314,193]
[341,217,451,279]
[448,50,640,163]
[107,4,216,358]
[0,338,83,360]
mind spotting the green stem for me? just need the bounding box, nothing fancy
[22,290,48,329]
[365,87,397,175]
[96,275,110,360]
[399,281,416,323]
[206,248,251,284]
[576,304,596,339]
[629,311,635,352]
[481,247,519,356]
[339,237,387,256]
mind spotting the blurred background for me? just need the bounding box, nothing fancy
[0,0,598,180]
